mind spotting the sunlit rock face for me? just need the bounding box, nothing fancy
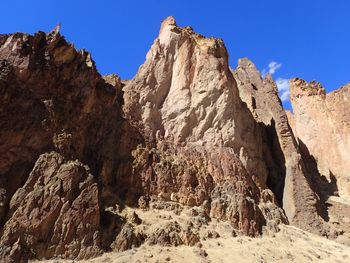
[123,16,325,236]
[290,79,350,200]
[123,16,280,236]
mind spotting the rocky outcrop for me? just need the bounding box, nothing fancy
[147,221,199,246]
[0,27,127,223]
[123,17,268,180]
[0,152,102,262]
[290,79,350,199]
[0,27,132,261]
[123,16,328,236]
[111,223,145,252]
[233,59,326,233]
[123,17,292,236]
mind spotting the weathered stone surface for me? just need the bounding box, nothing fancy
[0,152,102,261]
[123,17,268,181]
[0,28,125,225]
[290,79,350,200]
[111,223,145,252]
[233,59,326,233]
[122,17,288,237]
[0,28,134,261]
[147,221,199,246]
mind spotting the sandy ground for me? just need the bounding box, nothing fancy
[36,224,350,263]
[34,198,350,263]
[76,224,349,263]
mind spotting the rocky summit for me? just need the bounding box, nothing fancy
[0,17,349,262]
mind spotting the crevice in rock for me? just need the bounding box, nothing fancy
[263,120,286,207]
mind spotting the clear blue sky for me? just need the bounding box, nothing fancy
[1,0,349,108]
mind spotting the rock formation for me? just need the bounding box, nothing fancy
[0,27,130,261]
[0,152,102,260]
[289,79,350,200]
[0,16,348,262]
[233,59,326,232]
[123,16,293,236]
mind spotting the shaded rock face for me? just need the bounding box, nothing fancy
[0,29,124,221]
[289,79,350,200]
[0,16,345,261]
[0,28,137,261]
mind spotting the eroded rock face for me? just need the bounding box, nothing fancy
[123,17,268,180]
[290,79,350,199]
[131,143,283,236]
[0,152,102,261]
[147,221,199,246]
[233,59,326,233]
[0,27,132,261]
[122,17,294,236]
[0,28,126,224]
[111,223,145,252]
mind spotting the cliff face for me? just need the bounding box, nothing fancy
[123,17,325,234]
[289,79,350,200]
[0,17,347,262]
[233,59,326,232]
[0,28,135,261]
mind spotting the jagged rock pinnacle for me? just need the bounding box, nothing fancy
[50,23,61,36]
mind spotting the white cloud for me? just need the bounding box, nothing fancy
[261,61,290,102]
[268,61,282,75]
[276,78,290,102]
[262,61,282,76]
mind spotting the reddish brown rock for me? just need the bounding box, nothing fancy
[0,28,126,224]
[0,152,102,261]
[0,27,134,261]
[111,223,145,252]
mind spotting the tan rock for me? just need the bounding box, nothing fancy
[233,59,326,233]
[290,79,350,199]
[122,17,287,236]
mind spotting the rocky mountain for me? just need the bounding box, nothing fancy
[0,17,349,262]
